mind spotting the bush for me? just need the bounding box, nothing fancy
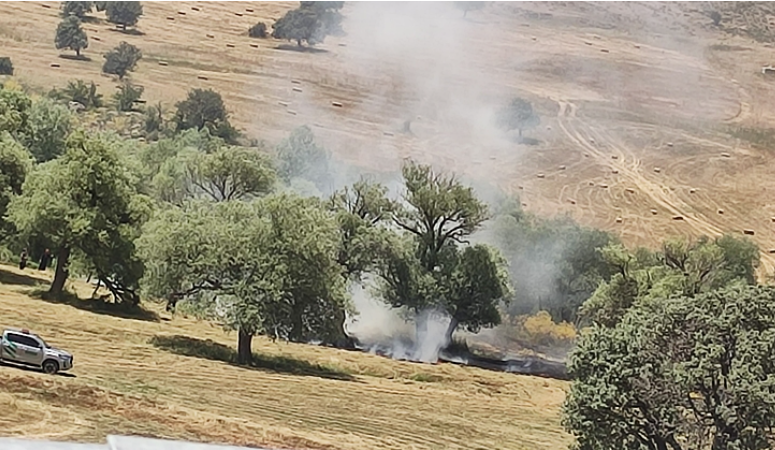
[102,41,142,79]
[174,88,238,142]
[710,10,722,26]
[507,311,576,350]
[0,57,12,75]
[105,1,143,31]
[248,22,267,38]
[50,79,103,109]
[113,81,144,112]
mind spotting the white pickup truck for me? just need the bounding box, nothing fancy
[0,328,73,374]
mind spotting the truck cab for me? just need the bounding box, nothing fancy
[0,328,73,374]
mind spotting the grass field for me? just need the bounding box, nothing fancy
[0,264,570,449]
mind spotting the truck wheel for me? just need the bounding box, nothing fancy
[42,360,59,375]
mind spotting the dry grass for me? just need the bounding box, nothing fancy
[0,264,570,449]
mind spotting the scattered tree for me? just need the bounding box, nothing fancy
[0,57,13,75]
[275,125,331,190]
[248,22,267,38]
[454,1,485,18]
[174,88,237,142]
[300,1,345,36]
[55,16,89,57]
[496,97,540,137]
[61,1,93,19]
[564,285,775,450]
[710,10,722,26]
[113,80,144,112]
[51,79,103,109]
[105,1,143,31]
[272,7,326,47]
[8,131,150,301]
[102,41,142,79]
[0,132,33,237]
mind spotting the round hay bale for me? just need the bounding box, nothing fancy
[650,209,658,215]
[654,167,661,173]
[718,209,724,215]
[536,173,545,179]
[615,217,622,223]
[559,165,566,170]
[672,215,684,221]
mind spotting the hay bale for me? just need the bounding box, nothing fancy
[235,12,244,16]
[611,155,618,159]
[599,183,608,188]
[536,173,545,179]
[292,87,303,93]
[206,33,214,38]
[546,126,552,130]
[250,43,259,48]
[651,209,658,215]
[601,49,610,53]
[291,80,301,84]
[689,188,697,194]
[588,181,595,186]
[93,36,101,41]
[246,8,254,12]
[743,229,755,235]
[178,11,186,15]
[721,152,731,158]
[41,3,51,8]
[287,110,297,115]
[654,167,661,173]
[584,41,593,45]
[278,101,288,106]
[191,6,201,11]
[568,199,577,205]
[589,138,595,143]
[197,75,208,80]
[518,185,524,190]
[338,43,347,47]
[531,36,537,41]
[770,217,775,222]
[166,16,175,20]
[383,131,394,136]
[718,209,724,215]
[626,188,635,193]
[634,44,641,49]
[612,169,619,174]
[226,43,235,48]
[672,215,684,221]
[615,217,622,223]
[50,63,60,68]
[559,165,566,170]
[667,142,673,147]
[331,101,343,107]
[158,61,169,66]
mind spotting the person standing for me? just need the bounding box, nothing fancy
[19,248,28,270]
[38,248,51,271]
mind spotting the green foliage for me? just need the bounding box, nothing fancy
[496,97,539,137]
[94,1,107,12]
[272,7,327,47]
[8,131,150,302]
[248,22,267,38]
[0,57,13,76]
[138,193,348,348]
[105,1,143,31]
[174,88,237,143]
[180,146,276,203]
[102,41,142,79]
[22,97,72,162]
[55,16,88,57]
[143,102,166,136]
[275,125,331,191]
[113,80,144,112]
[0,133,33,238]
[61,1,93,19]
[580,235,759,328]
[0,87,32,138]
[51,79,103,109]
[300,1,345,36]
[454,1,485,17]
[564,285,775,450]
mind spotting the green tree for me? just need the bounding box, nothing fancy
[113,80,144,112]
[0,133,33,238]
[22,97,72,162]
[55,16,89,57]
[496,97,539,137]
[272,7,327,47]
[138,193,347,362]
[61,1,93,19]
[105,1,143,31]
[8,131,150,300]
[454,1,485,18]
[248,22,267,38]
[299,1,345,36]
[102,41,142,79]
[174,88,237,142]
[0,87,32,138]
[275,125,331,191]
[51,79,103,109]
[564,285,775,450]
[181,146,276,203]
[0,57,13,75]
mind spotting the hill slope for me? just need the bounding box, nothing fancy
[3,2,775,275]
[0,265,569,449]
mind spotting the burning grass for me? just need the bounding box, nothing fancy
[0,263,570,449]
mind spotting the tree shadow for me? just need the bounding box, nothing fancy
[58,54,92,62]
[108,27,145,36]
[150,334,356,381]
[275,44,329,54]
[0,267,48,287]
[510,135,541,146]
[30,288,160,323]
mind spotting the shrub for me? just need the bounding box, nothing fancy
[248,22,267,38]
[0,57,13,75]
[113,81,144,112]
[51,79,103,109]
[102,41,142,79]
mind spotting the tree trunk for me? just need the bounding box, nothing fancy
[444,316,459,347]
[121,23,127,31]
[49,247,70,297]
[518,128,523,137]
[289,304,304,343]
[237,328,253,365]
[76,48,80,57]
[297,39,302,47]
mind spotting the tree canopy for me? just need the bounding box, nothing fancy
[0,132,33,239]
[174,88,237,142]
[55,16,89,57]
[454,1,485,18]
[0,57,13,76]
[102,41,142,79]
[22,98,72,163]
[105,1,143,31]
[272,7,327,47]
[564,285,775,450]
[61,1,93,19]
[496,97,540,137]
